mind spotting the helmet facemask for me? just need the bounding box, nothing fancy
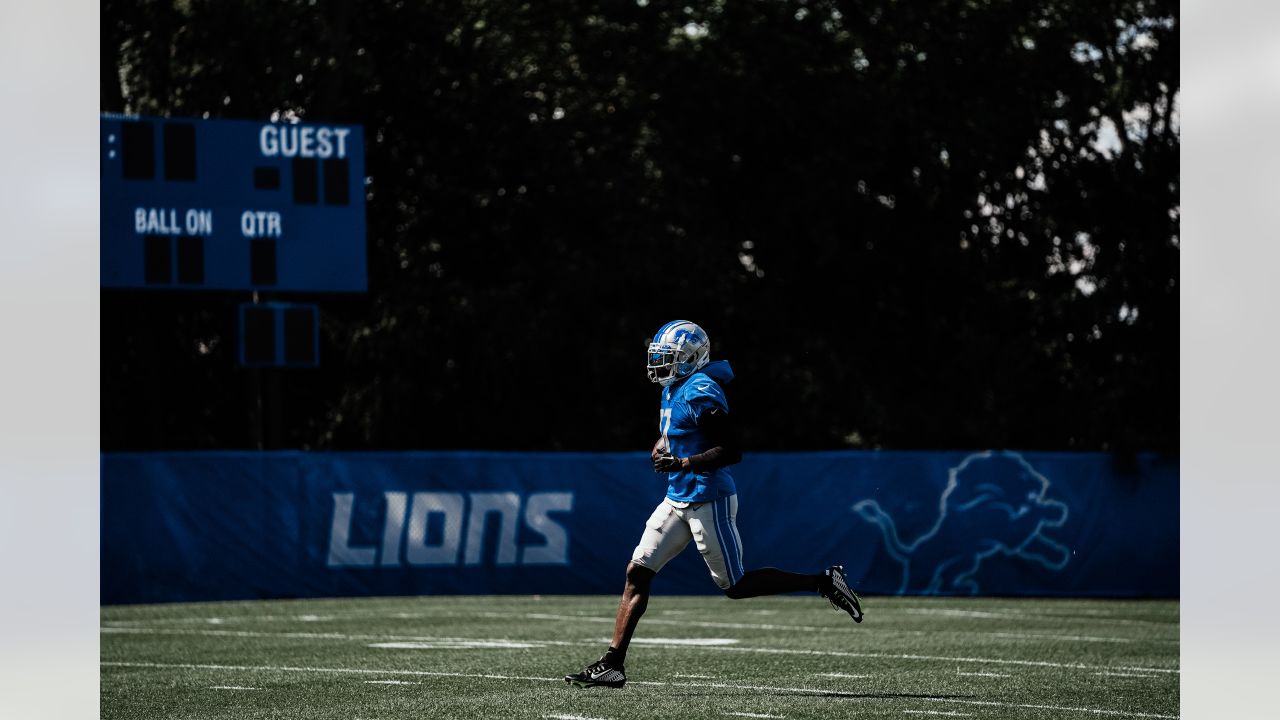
[647,346,680,386]
[646,323,711,386]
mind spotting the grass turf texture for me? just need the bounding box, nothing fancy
[102,595,1178,720]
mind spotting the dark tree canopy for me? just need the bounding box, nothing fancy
[101,0,1179,454]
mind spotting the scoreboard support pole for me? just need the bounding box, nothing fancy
[266,364,283,449]
[247,359,286,450]
[245,292,287,450]
[248,365,264,450]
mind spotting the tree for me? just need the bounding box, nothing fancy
[101,0,1179,453]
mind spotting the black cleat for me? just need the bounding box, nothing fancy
[564,657,627,688]
[820,565,865,623]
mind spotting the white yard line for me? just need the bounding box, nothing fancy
[897,608,1177,629]
[208,685,257,690]
[102,626,1177,675]
[105,660,566,684]
[370,640,543,650]
[903,711,971,717]
[99,604,478,622]
[957,671,1011,678]
[512,612,830,632]
[508,613,1176,645]
[101,626,576,646]
[902,609,1021,620]
[1094,671,1161,679]
[634,643,1179,676]
[727,713,785,718]
[363,680,420,685]
[919,696,1177,718]
[604,637,740,646]
[104,613,1177,645]
[986,631,1174,645]
[103,605,1178,629]
[817,672,872,679]
[102,661,1179,719]
[99,609,465,626]
[545,715,611,720]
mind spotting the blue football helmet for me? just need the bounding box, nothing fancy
[647,320,711,387]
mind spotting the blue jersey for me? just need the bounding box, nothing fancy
[659,359,737,503]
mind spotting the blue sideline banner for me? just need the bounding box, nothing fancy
[101,451,1178,604]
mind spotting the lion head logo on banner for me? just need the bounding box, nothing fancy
[852,451,1070,595]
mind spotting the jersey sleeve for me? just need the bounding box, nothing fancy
[684,377,729,422]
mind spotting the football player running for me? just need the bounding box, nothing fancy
[565,320,864,689]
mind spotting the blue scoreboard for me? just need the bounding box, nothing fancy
[101,114,367,292]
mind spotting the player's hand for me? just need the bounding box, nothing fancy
[653,452,688,473]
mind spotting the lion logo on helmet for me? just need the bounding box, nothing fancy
[852,451,1070,595]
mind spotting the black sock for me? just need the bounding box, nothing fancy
[603,646,625,667]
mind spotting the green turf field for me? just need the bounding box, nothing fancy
[101,594,1179,719]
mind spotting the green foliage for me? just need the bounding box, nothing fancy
[101,0,1179,452]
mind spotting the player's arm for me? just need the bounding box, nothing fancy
[652,407,742,472]
[684,407,742,471]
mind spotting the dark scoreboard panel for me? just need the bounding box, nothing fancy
[239,302,319,367]
[101,114,366,292]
